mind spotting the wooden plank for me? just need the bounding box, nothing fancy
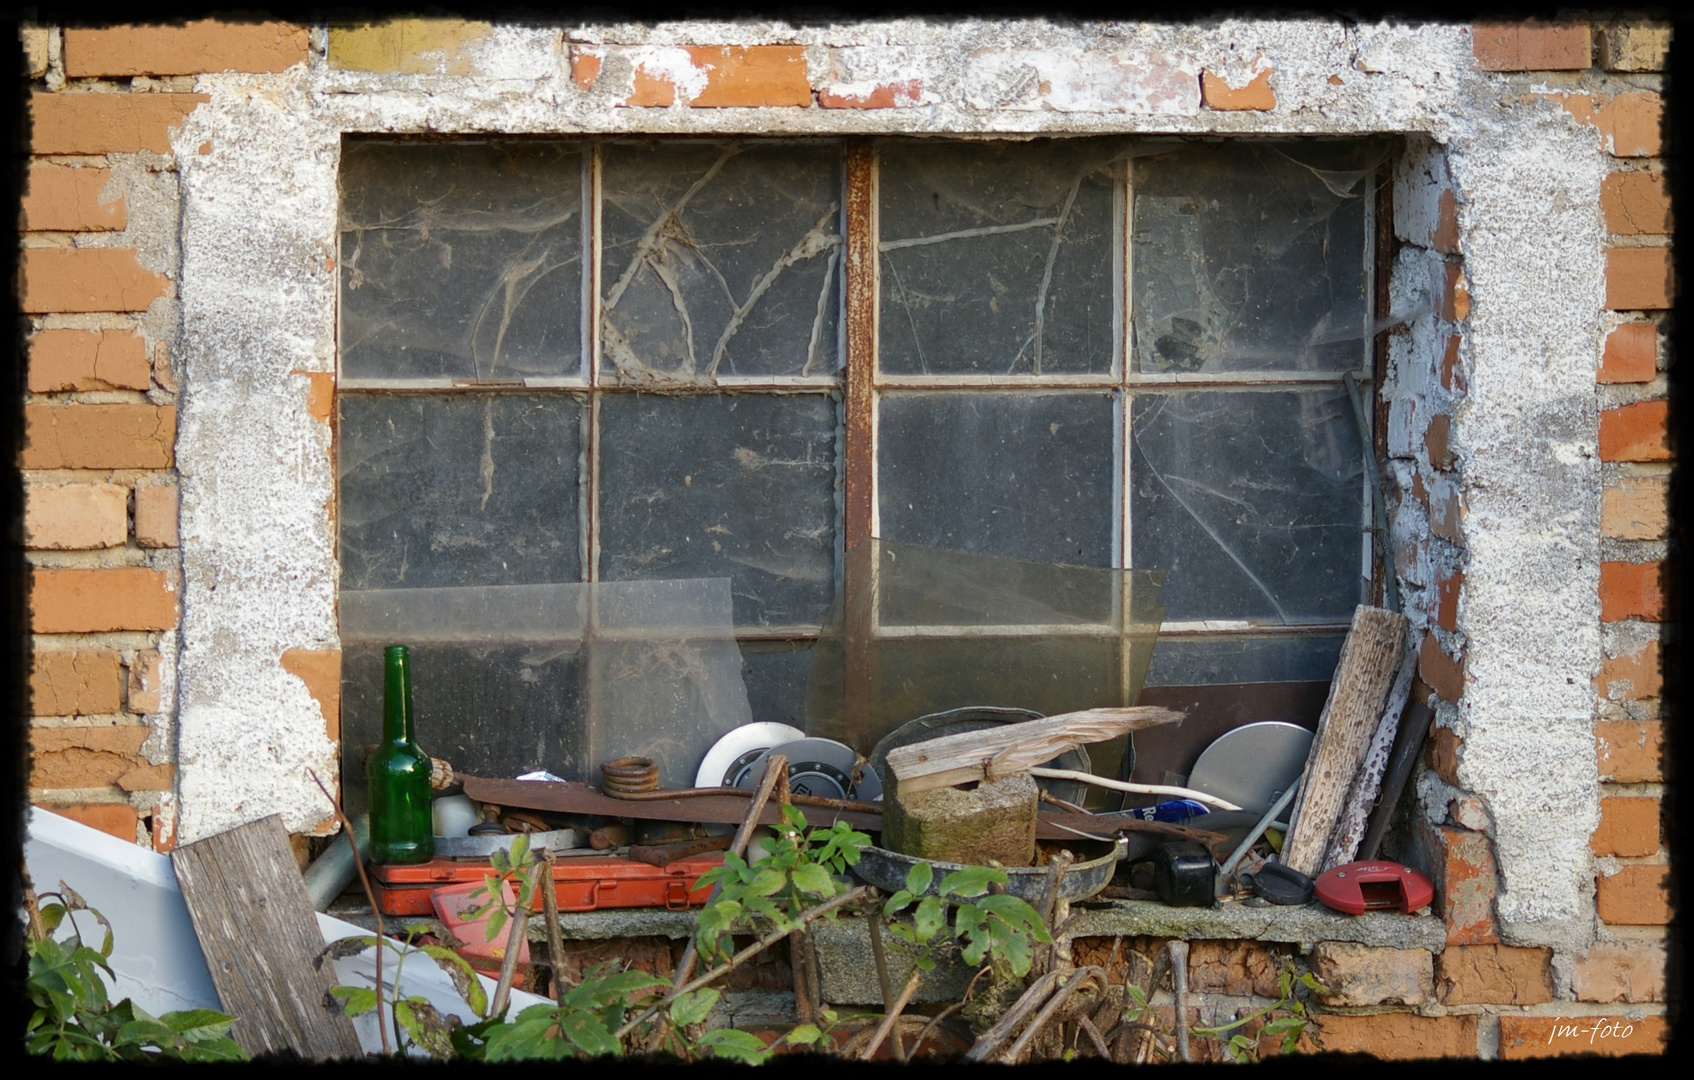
[1280,606,1409,877]
[170,815,363,1061]
[1324,638,1419,868]
[885,707,1185,795]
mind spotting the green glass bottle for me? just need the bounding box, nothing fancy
[367,644,435,865]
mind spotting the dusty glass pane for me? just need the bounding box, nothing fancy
[877,392,1115,565]
[598,393,839,628]
[338,394,581,589]
[600,142,841,381]
[879,140,1119,376]
[1129,388,1366,623]
[1144,633,1347,686]
[339,141,583,381]
[738,641,814,727]
[1132,141,1376,373]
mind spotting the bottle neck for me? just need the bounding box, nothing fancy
[382,648,413,745]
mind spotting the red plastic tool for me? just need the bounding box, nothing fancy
[430,878,531,978]
[1313,860,1434,915]
[371,852,722,917]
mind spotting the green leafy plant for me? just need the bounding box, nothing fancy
[691,805,871,963]
[325,922,491,1060]
[23,882,246,1062]
[1190,963,1326,1063]
[880,863,1052,979]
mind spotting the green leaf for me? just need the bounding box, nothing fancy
[995,927,1034,978]
[904,861,934,896]
[176,1036,247,1063]
[420,944,489,1018]
[748,867,787,897]
[484,1014,572,1061]
[696,1027,771,1065]
[785,1023,825,1047]
[160,1007,236,1043]
[113,1016,174,1048]
[789,862,835,898]
[331,986,380,1017]
[939,865,1005,898]
[780,804,808,830]
[883,890,914,916]
[913,897,946,942]
[669,987,719,1028]
[486,903,508,943]
[556,1009,621,1058]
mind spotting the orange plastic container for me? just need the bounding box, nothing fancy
[430,877,531,978]
[371,852,723,917]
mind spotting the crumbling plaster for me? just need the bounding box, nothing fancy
[168,18,1606,952]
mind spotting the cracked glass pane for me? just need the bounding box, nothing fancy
[598,393,839,628]
[877,392,1116,565]
[600,141,842,382]
[1129,388,1366,623]
[338,394,581,589]
[339,140,584,381]
[878,140,1120,376]
[1131,141,1375,373]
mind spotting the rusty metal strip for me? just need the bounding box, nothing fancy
[843,142,877,550]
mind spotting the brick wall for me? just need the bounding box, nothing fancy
[20,19,307,848]
[14,15,1674,1059]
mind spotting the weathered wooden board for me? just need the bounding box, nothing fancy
[1324,638,1420,868]
[885,707,1185,795]
[1281,606,1409,877]
[171,815,364,1061]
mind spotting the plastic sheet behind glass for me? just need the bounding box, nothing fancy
[339,580,752,814]
[804,539,1164,789]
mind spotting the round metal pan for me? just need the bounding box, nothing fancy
[852,838,1126,904]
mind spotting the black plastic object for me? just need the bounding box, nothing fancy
[1248,861,1315,906]
[1151,841,1215,907]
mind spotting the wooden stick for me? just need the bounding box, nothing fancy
[489,880,529,1018]
[1325,637,1420,868]
[774,760,818,1029]
[537,849,565,1003]
[670,753,788,992]
[1001,967,1107,1064]
[1281,605,1408,877]
[964,972,1061,1062]
[858,969,923,1061]
[309,770,390,1057]
[887,707,1184,794]
[1029,768,1242,810]
[1169,941,1191,1063]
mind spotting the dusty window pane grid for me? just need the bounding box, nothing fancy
[336,136,1383,773]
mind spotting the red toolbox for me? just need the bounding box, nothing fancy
[371,852,724,917]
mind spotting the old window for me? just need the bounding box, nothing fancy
[335,136,1382,802]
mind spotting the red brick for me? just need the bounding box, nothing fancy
[818,79,925,109]
[1604,92,1664,157]
[1605,247,1673,310]
[1309,1012,1476,1059]
[1597,638,1662,700]
[291,369,335,425]
[1499,1014,1666,1058]
[281,648,342,742]
[1436,262,1470,322]
[30,725,150,789]
[570,48,601,90]
[1435,568,1462,631]
[1592,796,1662,858]
[1599,560,1666,622]
[22,404,176,469]
[1416,821,1499,945]
[1185,940,1296,998]
[128,651,165,714]
[1596,864,1671,925]
[20,248,170,314]
[133,477,180,548]
[1419,632,1465,704]
[28,329,151,392]
[1572,940,1667,1003]
[29,568,179,634]
[21,164,124,232]
[1596,720,1664,783]
[1602,171,1671,235]
[1436,943,1553,1005]
[65,21,308,77]
[28,91,209,155]
[1602,476,1668,540]
[36,802,140,842]
[23,483,127,550]
[1598,320,1658,383]
[1309,943,1433,1007]
[1599,400,1669,461]
[1473,20,1591,70]
[1431,189,1460,254]
[607,45,812,107]
[1200,68,1276,111]
[1427,723,1462,785]
[1424,413,1453,469]
[29,652,123,716]
[1439,334,1464,393]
